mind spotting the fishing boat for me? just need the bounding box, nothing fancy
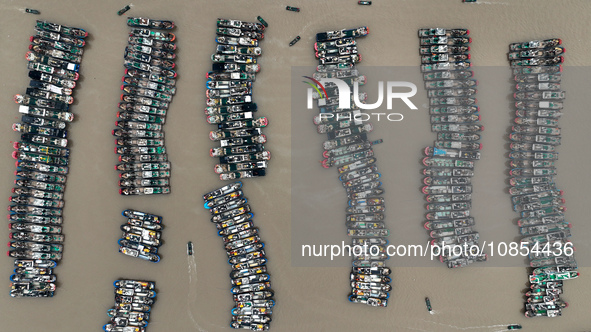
[425,297,432,313]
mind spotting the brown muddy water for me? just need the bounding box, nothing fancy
[0,0,590,331]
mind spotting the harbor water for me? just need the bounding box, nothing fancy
[0,0,589,331]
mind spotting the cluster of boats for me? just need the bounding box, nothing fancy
[8,20,88,297]
[117,210,163,263]
[202,182,275,331]
[418,28,486,268]
[506,38,577,318]
[102,279,156,332]
[311,27,391,307]
[9,259,57,297]
[204,19,270,181]
[112,17,177,195]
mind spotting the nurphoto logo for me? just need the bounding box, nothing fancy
[303,76,419,111]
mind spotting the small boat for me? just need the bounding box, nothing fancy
[227,242,263,258]
[10,195,64,208]
[351,281,391,292]
[521,230,571,245]
[509,159,555,169]
[8,205,62,218]
[112,128,164,139]
[9,241,63,253]
[289,36,301,46]
[30,36,83,55]
[14,141,69,158]
[203,181,242,201]
[529,271,578,284]
[423,176,471,186]
[316,26,369,42]
[217,19,265,32]
[10,231,64,243]
[9,214,62,225]
[115,302,152,313]
[114,279,155,291]
[34,29,85,48]
[436,132,481,142]
[431,114,480,124]
[419,28,469,38]
[30,44,81,64]
[119,246,160,263]
[119,170,170,180]
[530,255,575,268]
[127,17,174,30]
[14,93,69,111]
[349,295,386,307]
[507,324,522,330]
[130,28,175,41]
[216,27,263,40]
[509,38,561,51]
[425,297,432,313]
[20,116,67,132]
[510,57,563,67]
[348,229,389,237]
[118,239,158,254]
[126,218,163,231]
[26,64,71,84]
[35,20,88,38]
[514,65,562,77]
[511,192,563,210]
[319,54,361,65]
[26,8,40,14]
[231,282,272,295]
[14,259,56,268]
[212,205,252,224]
[124,60,176,78]
[106,309,149,321]
[230,322,268,331]
[8,249,62,260]
[210,198,249,216]
[205,190,243,209]
[116,161,170,172]
[26,51,79,72]
[514,90,565,101]
[516,82,561,92]
[117,5,131,15]
[422,53,470,64]
[257,16,268,27]
[520,205,566,219]
[20,106,73,124]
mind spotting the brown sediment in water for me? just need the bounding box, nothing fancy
[0,0,590,331]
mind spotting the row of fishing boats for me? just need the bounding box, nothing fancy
[525,267,578,318]
[8,20,89,297]
[112,18,178,195]
[205,18,270,181]
[506,38,578,318]
[117,210,164,263]
[202,182,275,331]
[102,279,156,332]
[312,27,391,307]
[418,28,486,268]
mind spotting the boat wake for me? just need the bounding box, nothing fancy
[187,255,208,332]
[473,1,510,5]
[422,320,510,330]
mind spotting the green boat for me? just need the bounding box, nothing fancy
[425,297,432,313]
[529,271,578,284]
[35,20,88,38]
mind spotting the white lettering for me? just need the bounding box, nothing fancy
[387,81,418,110]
